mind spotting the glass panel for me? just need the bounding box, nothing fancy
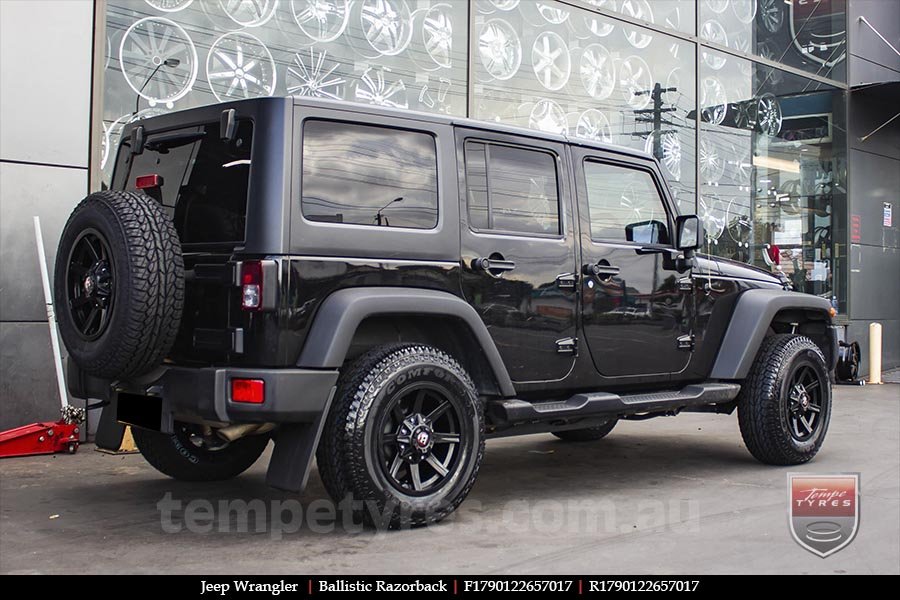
[583,160,669,242]
[699,48,847,313]
[700,0,847,82]
[472,0,697,213]
[466,142,561,235]
[574,0,697,36]
[301,120,438,229]
[100,0,469,187]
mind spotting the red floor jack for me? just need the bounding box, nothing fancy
[0,217,85,459]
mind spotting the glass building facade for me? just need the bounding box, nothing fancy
[96,0,849,312]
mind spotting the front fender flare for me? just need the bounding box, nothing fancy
[297,287,516,397]
[709,288,833,380]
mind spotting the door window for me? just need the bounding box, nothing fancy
[464,141,560,235]
[583,161,670,243]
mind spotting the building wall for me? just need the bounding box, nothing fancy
[845,0,900,372]
[0,1,95,430]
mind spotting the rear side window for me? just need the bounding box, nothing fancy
[118,120,253,245]
[301,120,438,229]
[464,141,560,235]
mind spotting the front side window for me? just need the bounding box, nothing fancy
[583,161,670,243]
[301,120,438,229]
[465,141,560,235]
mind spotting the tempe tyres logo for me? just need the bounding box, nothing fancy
[788,474,860,558]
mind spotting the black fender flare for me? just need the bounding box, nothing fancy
[297,287,516,397]
[709,288,835,379]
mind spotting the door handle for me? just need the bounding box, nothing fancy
[473,256,516,278]
[583,260,620,281]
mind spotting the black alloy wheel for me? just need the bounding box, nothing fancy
[786,363,824,441]
[66,229,115,340]
[377,383,463,496]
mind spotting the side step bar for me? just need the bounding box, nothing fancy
[488,382,741,428]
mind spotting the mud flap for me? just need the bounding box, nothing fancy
[265,387,335,492]
[95,394,125,451]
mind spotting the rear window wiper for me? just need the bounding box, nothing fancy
[145,130,206,152]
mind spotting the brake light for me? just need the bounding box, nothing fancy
[135,174,163,189]
[231,378,264,404]
[240,260,262,311]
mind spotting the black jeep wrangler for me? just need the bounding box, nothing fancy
[57,97,837,527]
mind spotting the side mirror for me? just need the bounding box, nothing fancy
[676,215,702,251]
[625,219,668,245]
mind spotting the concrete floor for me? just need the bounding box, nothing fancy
[1,384,898,574]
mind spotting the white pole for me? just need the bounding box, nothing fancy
[33,216,69,409]
[869,323,883,385]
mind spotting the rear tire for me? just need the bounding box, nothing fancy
[552,419,617,442]
[737,334,832,465]
[54,191,183,379]
[133,423,269,482]
[317,343,484,528]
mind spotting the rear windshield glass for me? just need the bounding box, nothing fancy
[301,120,438,229]
[115,120,253,245]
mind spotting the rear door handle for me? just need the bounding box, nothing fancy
[583,261,620,281]
[473,256,516,278]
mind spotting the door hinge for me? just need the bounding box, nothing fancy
[676,334,695,351]
[556,272,578,290]
[556,337,578,356]
[678,276,693,292]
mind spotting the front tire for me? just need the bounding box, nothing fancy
[133,423,269,482]
[317,344,484,528]
[737,334,832,465]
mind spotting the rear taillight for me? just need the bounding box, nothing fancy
[240,260,262,311]
[231,378,264,404]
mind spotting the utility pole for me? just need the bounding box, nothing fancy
[633,82,678,159]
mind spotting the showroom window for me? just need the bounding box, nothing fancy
[301,120,439,229]
[94,0,850,311]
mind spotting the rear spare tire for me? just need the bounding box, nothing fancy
[54,191,184,379]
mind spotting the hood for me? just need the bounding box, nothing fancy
[695,254,788,288]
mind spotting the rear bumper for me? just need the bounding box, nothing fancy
[68,361,339,427]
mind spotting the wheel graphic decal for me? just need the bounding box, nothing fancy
[489,0,519,10]
[705,0,729,14]
[360,0,413,57]
[699,195,726,242]
[644,132,682,181]
[529,99,567,135]
[206,32,276,101]
[286,48,346,100]
[119,17,198,106]
[584,0,616,37]
[699,137,726,183]
[732,0,757,24]
[575,109,612,142]
[620,55,653,110]
[354,67,408,109]
[726,197,753,251]
[700,76,728,125]
[478,19,521,81]
[291,0,350,43]
[532,32,571,91]
[621,0,654,49]
[537,2,569,24]
[701,21,728,69]
[422,3,454,69]
[218,0,279,28]
[759,0,784,34]
[728,143,753,186]
[756,92,782,136]
[145,0,194,11]
[580,44,615,100]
